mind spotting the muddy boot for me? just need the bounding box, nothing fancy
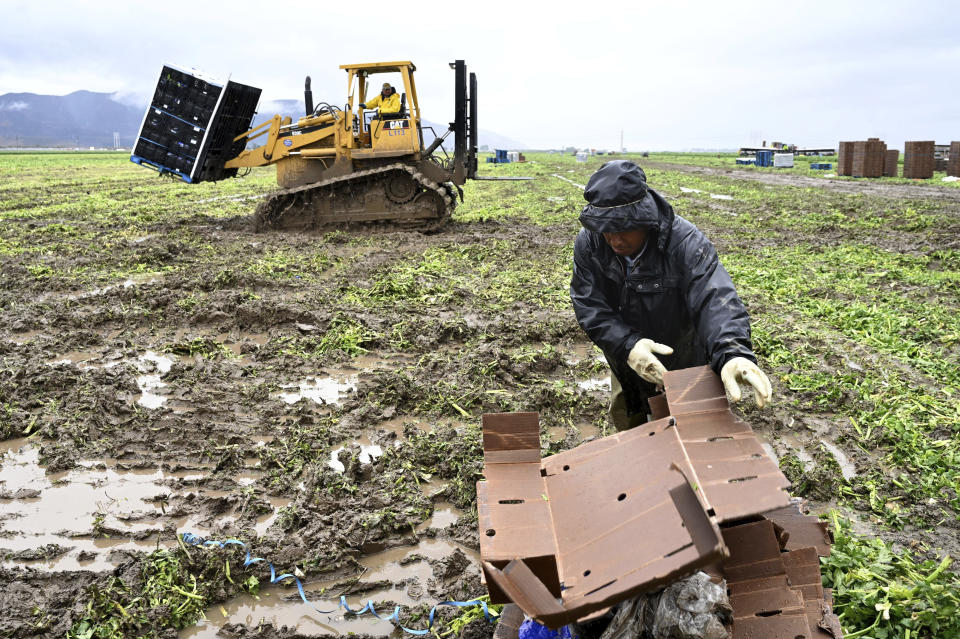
[494,603,525,639]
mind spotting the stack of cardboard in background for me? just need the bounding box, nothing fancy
[949,142,960,177]
[884,149,900,177]
[852,138,886,177]
[903,140,935,178]
[478,366,843,638]
[836,141,854,176]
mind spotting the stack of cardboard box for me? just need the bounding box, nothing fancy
[852,138,886,178]
[884,149,900,177]
[903,141,935,179]
[949,142,960,178]
[836,142,854,176]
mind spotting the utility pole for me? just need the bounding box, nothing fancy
[620,129,624,153]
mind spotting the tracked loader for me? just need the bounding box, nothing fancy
[131,60,479,231]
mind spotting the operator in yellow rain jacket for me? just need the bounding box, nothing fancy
[360,82,401,115]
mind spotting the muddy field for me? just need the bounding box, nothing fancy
[1,151,958,638]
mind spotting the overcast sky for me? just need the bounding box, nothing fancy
[1,0,958,150]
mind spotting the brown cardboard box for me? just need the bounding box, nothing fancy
[478,366,793,627]
[478,412,726,627]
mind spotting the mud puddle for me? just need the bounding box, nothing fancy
[577,376,610,391]
[2,535,163,572]
[136,351,175,409]
[548,422,602,443]
[417,503,463,531]
[821,440,858,480]
[0,443,171,570]
[418,477,450,498]
[775,432,816,469]
[223,332,270,362]
[377,416,434,441]
[328,435,384,473]
[235,469,263,487]
[0,441,279,570]
[564,341,603,366]
[678,186,736,201]
[38,273,161,304]
[45,350,99,367]
[254,497,293,537]
[41,348,177,409]
[182,538,479,638]
[6,329,43,344]
[278,375,357,406]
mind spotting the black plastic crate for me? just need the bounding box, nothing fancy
[131,65,261,183]
[193,80,261,182]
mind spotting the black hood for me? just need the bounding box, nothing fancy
[579,160,675,247]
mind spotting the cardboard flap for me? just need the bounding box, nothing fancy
[648,393,669,420]
[764,504,833,557]
[664,366,791,522]
[483,560,565,621]
[482,412,541,464]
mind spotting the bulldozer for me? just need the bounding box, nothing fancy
[131,60,478,231]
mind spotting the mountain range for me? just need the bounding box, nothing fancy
[0,91,525,150]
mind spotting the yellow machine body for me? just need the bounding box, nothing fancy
[219,60,478,229]
[225,61,424,187]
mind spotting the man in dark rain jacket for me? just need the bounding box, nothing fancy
[570,160,771,430]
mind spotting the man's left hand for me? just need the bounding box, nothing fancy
[720,357,772,408]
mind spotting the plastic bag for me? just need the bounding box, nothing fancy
[518,618,575,639]
[599,572,732,639]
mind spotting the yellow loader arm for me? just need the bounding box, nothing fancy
[225,112,341,168]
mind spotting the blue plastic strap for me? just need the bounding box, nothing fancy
[181,532,500,635]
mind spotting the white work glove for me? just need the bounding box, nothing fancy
[720,357,772,408]
[627,339,674,386]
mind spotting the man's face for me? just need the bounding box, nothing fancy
[382,87,392,97]
[602,229,648,256]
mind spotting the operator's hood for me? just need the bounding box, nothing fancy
[578,160,675,248]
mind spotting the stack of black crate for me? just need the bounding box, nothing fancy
[131,65,261,183]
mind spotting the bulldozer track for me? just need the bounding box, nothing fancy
[255,163,456,232]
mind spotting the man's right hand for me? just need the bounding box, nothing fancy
[627,338,674,386]
[359,103,367,109]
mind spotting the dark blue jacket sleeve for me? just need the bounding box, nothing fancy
[675,229,757,372]
[570,230,640,360]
